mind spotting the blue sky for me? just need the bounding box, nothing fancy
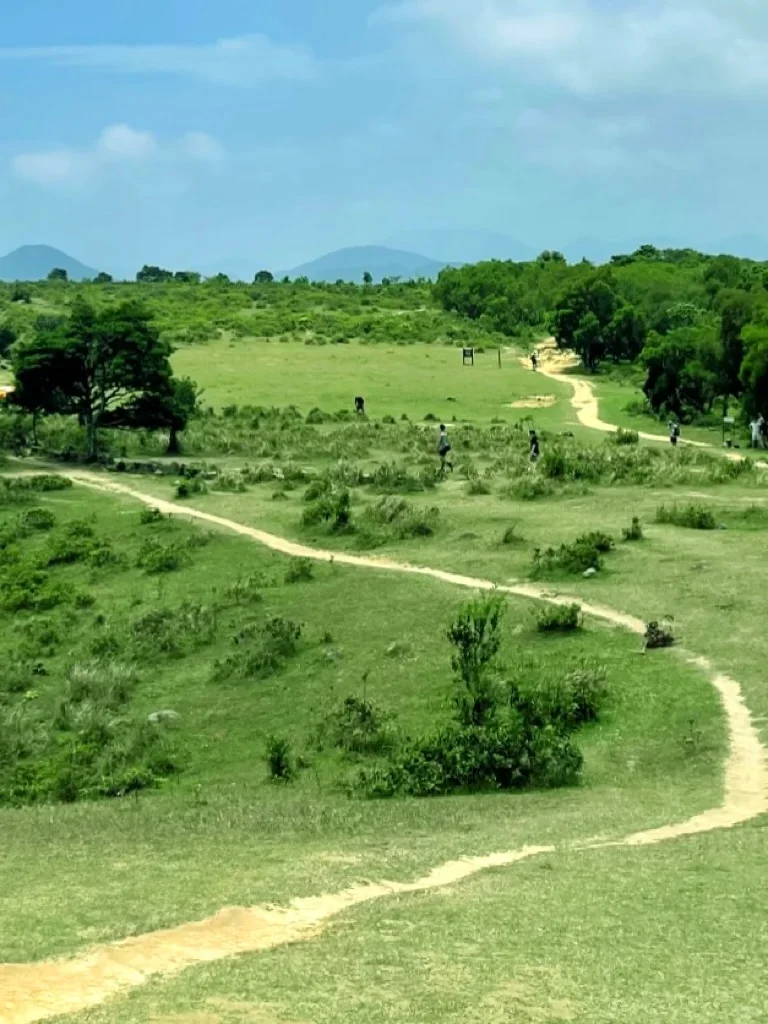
[2,0,767,274]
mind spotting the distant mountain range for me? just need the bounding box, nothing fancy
[284,245,458,283]
[0,245,100,282]
[5,234,768,286]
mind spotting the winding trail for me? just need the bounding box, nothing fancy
[2,469,767,1024]
[530,339,768,465]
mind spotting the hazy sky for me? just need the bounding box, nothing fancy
[2,0,767,272]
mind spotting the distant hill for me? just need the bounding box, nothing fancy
[384,229,538,265]
[285,246,455,283]
[0,245,100,282]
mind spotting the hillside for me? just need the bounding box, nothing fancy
[286,245,454,283]
[0,245,99,282]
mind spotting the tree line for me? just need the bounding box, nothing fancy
[434,246,768,421]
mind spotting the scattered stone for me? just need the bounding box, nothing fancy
[148,710,181,724]
[583,567,598,578]
[324,647,343,663]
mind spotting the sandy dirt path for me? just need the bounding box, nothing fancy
[2,469,767,1024]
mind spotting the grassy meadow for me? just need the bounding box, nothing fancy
[2,310,768,1022]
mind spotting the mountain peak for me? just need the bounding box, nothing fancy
[0,245,100,281]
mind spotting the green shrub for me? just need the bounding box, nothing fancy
[215,616,302,680]
[655,503,717,530]
[136,539,190,574]
[285,558,315,583]
[140,506,165,525]
[265,735,295,781]
[536,603,582,633]
[0,566,69,612]
[622,517,644,541]
[20,507,57,531]
[319,696,397,756]
[533,532,612,576]
[613,428,640,445]
[644,620,676,649]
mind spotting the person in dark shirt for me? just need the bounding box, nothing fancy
[438,424,453,475]
[529,429,540,463]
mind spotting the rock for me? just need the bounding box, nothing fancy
[583,567,598,578]
[148,710,181,724]
[385,640,412,659]
[324,647,343,663]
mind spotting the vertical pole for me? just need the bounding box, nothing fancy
[498,348,501,370]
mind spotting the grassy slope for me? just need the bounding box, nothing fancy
[0,483,723,966]
[173,338,576,431]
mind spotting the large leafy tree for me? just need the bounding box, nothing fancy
[553,273,619,369]
[740,325,768,419]
[12,298,175,458]
[603,305,647,362]
[109,377,200,454]
[715,289,755,411]
[642,327,720,419]
[136,265,173,283]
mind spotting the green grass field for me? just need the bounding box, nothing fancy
[2,336,768,1024]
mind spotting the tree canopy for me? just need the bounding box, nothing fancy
[12,298,179,457]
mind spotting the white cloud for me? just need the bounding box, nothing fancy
[371,0,768,95]
[0,34,318,86]
[12,124,225,188]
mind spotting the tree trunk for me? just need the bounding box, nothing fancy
[86,415,98,461]
[166,427,181,455]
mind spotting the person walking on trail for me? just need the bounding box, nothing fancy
[668,420,680,447]
[438,424,453,475]
[531,351,539,372]
[529,429,540,465]
[751,415,765,449]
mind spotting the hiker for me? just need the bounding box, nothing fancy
[668,420,680,447]
[529,429,540,464]
[354,396,365,415]
[437,423,453,475]
[751,414,766,449]
[531,351,539,372]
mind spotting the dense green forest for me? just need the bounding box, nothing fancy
[434,245,768,422]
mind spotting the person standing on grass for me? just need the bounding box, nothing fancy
[751,414,766,449]
[531,351,539,372]
[529,429,540,465]
[668,420,680,447]
[438,423,453,475]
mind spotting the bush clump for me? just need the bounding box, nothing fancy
[532,531,613,576]
[265,735,295,781]
[644,620,676,650]
[536,603,582,633]
[20,507,57,531]
[655,503,717,530]
[318,696,397,757]
[355,596,600,799]
[215,616,302,680]
[285,558,315,584]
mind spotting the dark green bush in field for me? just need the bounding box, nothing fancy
[265,735,295,781]
[215,615,302,681]
[302,487,353,533]
[613,428,640,445]
[20,507,57,531]
[136,538,190,573]
[355,595,597,798]
[622,517,644,541]
[533,531,613,576]
[140,506,165,525]
[0,565,69,613]
[319,696,397,757]
[655,503,717,530]
[285,557,315,583]
[644,620,676,649]
[501,523,524,545]
[0,659,180,806]
[536,603,582,633]
[358,496,439,547]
